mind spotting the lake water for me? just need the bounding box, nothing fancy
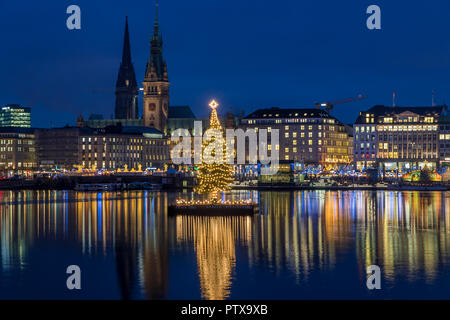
[0,190,449,300]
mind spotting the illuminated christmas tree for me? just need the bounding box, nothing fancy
[195,100,234,202]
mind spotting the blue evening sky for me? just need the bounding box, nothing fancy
[1,0,450,127]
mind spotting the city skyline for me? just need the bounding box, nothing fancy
[2,1,450,305]
[2,1,450,128]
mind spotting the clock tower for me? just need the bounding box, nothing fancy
[143,2,169,133]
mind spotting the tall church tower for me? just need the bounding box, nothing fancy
[115,16,139,120]
[143,3,169,133]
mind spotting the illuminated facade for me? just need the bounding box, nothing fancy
[353,120,377,170]
[0,127,37,176]
[439,116,450,167]
[240,107,353,167]
[354,105,446,171]
[36,125,170,170]
[79,126,169,170]
[0,105,31,128]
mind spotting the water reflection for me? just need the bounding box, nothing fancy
[0,190,169,299]
[0,190,449,299]
[174,215,252,299]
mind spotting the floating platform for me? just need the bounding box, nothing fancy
[168,203,258,216]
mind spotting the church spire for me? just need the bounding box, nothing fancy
[122,16,132,65]
[115,16,139,120]
[154,1,159,35]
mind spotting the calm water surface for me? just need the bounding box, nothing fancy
[1,190,449,299]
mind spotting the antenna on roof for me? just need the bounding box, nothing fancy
[393,89,396,107]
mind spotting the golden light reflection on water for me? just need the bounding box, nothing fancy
[175,215,252,300]
[0,190,449,299]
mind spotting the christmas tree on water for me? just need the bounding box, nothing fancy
[195,100,234,202]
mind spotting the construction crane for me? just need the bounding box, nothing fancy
[315,94,368,113]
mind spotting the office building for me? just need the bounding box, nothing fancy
[240,107,353,167]
[0,105,31,128]
[354,105,446,171]
[0,127,37,176]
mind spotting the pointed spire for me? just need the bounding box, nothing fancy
[122,16,132,65]
[115,16,138,120]
[145,1,165,80]
[153,1,160,36]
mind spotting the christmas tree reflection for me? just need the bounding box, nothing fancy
[175,215,252,300]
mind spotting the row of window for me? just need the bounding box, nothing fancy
[246,118,336,125]
[356,125,439,132]
[81,137,167,145]
[82,153,167,160]
[378,152,437,159]
[0,162,36,168]
[0,139,33,145]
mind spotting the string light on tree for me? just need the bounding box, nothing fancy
[195,99,234,203]
[168,99,258,215]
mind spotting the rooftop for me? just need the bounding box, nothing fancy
[38,124,164,137]
[355,105,447,123]
[88,114,105,120]
[1,104,31,111]
[0,127,35,134]
[365,105,446,116]
[168,106,196,119]
[243,107,333,119]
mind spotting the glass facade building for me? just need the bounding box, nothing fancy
[0,104,31,128]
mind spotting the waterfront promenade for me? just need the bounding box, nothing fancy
[0,175,449,191]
